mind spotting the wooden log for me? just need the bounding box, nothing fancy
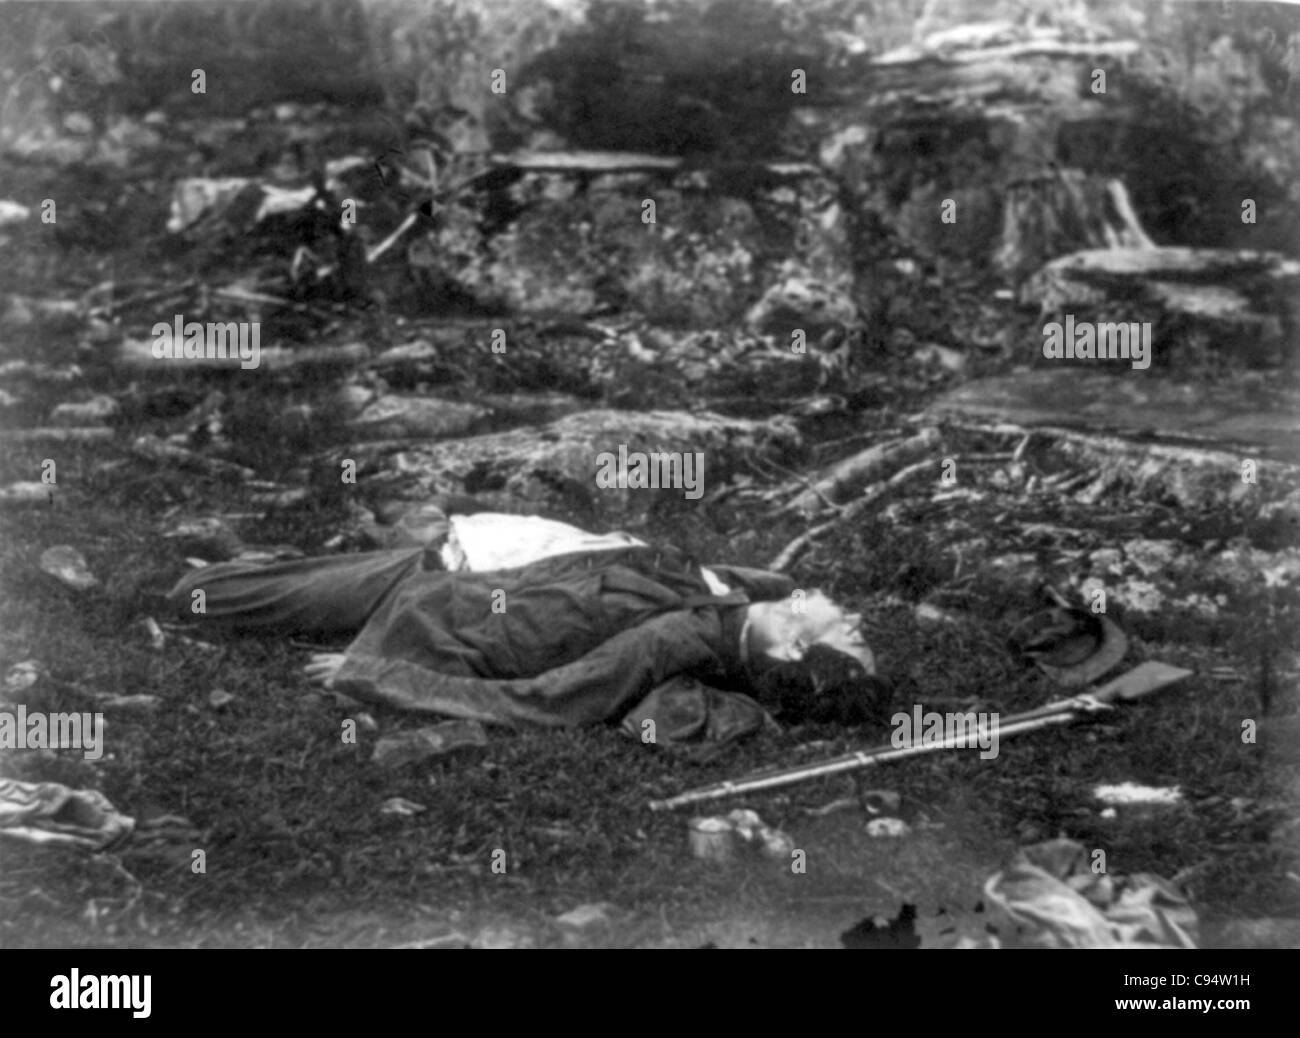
[784,427,940,517]
[770,459,935,572]
[3,427,114,443]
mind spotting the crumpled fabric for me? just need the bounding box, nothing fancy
[444,513,645,572]
[620,676,777,760]
[984,837,1198,948]
[0,778,134,850]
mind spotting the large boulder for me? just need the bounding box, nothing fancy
[337,408,801,521]
[414,163,854,329]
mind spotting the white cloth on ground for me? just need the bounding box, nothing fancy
[442,513,732,594]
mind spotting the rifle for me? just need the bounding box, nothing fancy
[648,661,1192,812]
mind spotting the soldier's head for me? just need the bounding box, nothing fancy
[745,590,874,675]
[743,592,886,726]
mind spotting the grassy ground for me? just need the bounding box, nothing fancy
[1,102,1298,949]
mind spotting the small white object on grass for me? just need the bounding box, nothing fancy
[1094,782,1183,806]
[866,817,911,838]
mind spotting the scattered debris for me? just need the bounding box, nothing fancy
[914,602,964,626]
[49,395,119,426]
[3,660,43,697]
[862,790,901,815]
[348,395,489,441]
[87,693,161,711]
[784,427,941,517]
[983,837,1198,948]
[841,904,921,949]
[866,817,911,838]
[208,689,235,709]
[0,199,31,226]
[379,797,426,817]
[130,435,255,479]
[1094,782,1184,806]
[5,427,113,444]
[39,545,98,591]
[162,517,245,561]
[744,273,858,340]
[371,720,489,768]
[802,796,858,818]
[1009,598,1129,687]
[0,482,54,507]
[142,617,166,651]
[0,779,134,850]
[555,903,615,930]
[687,809,795,862]
[652,662,1193,810]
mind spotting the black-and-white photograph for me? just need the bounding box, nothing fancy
[0,0,1296,966]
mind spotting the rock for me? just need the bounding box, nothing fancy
[369,340,441,368]
[120,338,368,371]
[479,392,584,425]
[5,427,113,444]
[340,408,799,522]
[166,176,255,233]
[48,398,119,431]
[208,689,235,709]
[3,660,43,697]
[39,545,98,591]
[378,797,426,817]
[162,517,245,561]
[0,482,53,506]
[930,370,1300,459]
[469,925,534,950]
[93,693,161,710]
[1023,247,1300,368]
[422,165,852,326]
[335,382,377,418]
[131,435,255,479]
[744,272,858,339]
[0,200,30,226]
[349,395,489,441]
[555,903,615,930]
[392,502,451,546]
[915,602,962,626]
[1093,783,1183,806]
[371,720,489,768]
[912,342,966,373]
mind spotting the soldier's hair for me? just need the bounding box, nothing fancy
[748,644,890,726]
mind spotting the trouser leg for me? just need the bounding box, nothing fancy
[167,547,429,637]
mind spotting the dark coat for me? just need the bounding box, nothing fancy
[336,544,794,727]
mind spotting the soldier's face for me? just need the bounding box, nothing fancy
[760,592,875,675]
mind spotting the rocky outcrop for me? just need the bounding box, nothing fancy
[335,408,801,521]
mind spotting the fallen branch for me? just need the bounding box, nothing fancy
[366,211,420,265]
[769,459,935,572]
[3,427,113,444]
[784,427,940,517]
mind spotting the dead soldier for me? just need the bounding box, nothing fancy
[168,508,885,751]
